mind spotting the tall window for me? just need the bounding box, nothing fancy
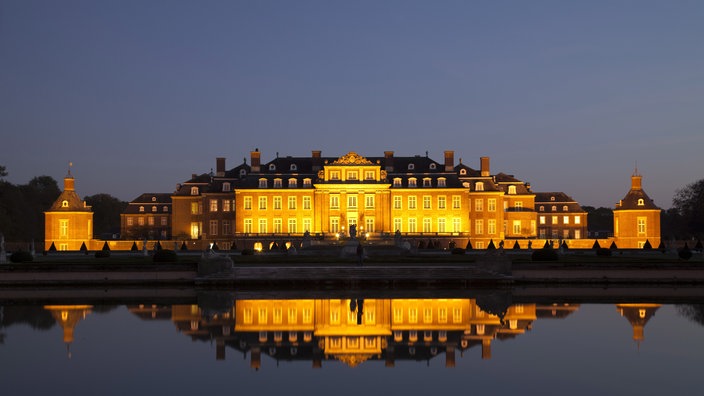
[303,218,311,232]
[259,197,267,210]
[365,218,375,232]
[244,197,252,210]
[453,218,461,233]
[190,187,199,195]
[423,218,432,233]
[488,219,496,235]
[190,222,200,239]
[330,195,340,210]
[438,218,446,233]
[288,219,297,233]
[408,196,417,210]
[475,199,483,212]
[222,220,231,235]
[303,196,311,210]
[475,219,483,235]
[540,216,546,224]
[258,219,267,233]
[637,217,646,234]
[563,216,569,225]
[452,196,461,209]
[408,218,417,232]
[222,200,231,212]
[438,196,446,209]
[394,218,402,232]
[348,195,357,209]
[59,219,69,237]
[209,199,218,212]
[423,196,431,209]
[393,196,402,210]
[274,196,282,210]
[488,199,496,212]
[330,218,339,233]
[288,196,296,210]
[365,194,374,209]
[574,216,581,224]
[244,219,252,233]
[513,220,521,234]
[148,217,154,226]
[274,218,282,233]
[190,202,201,215]
[210,220,218,236]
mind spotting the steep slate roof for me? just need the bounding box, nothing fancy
[616,188,659,210]
[123,193,172,215]
[534,192,585,212]
[48,177,92,212]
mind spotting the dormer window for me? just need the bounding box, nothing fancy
[393,178,402,187]
[508,185,516,195]
[273,178,282,188]
[163,206,168,212]
[61,200,69,208]
[429,163,437,170]
[190,187,199,195]
[550,196,555,201]
[475,182,484,191]
[638,198,644,206]
[408,163,415,170]
[408,178,417,188]
[223,182,231,192]
[290,164,297,171]
[303,178,312,187]
[239,169,247,177]
[423,178,432,187]
[259,179,268,188]
[152,206,157,212]
[438,178,446,187]
[152,196,157,202]
[288,178,297,188]
[563,205,568,211]
[139,206,145,212]
[462,182,470,188]
[460,169,467,175]
[552,206,557,212]
[269,164,276,171]
[539,206,544,212]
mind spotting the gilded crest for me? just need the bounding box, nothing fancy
[332,152,373,165]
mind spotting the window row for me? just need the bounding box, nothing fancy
[327,170,377,181]
[243,218,312,234]
[393,306,463,324]
[392,177,447,188]
[538,215,582,225]
[392,217,462,233]
[539,205,571,212]
[126,216,169,226]
[243,196,312,210]
[258,178,313,188]
[242,307,313,325]
[392,195,462,210]
[138,205,169,213]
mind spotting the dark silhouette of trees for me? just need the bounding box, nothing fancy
[583,206,613,237]
[672,179,704,238]
[84,193,127,236]
[0,170,60,243]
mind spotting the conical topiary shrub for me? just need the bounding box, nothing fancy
[131,241,139,251]
[102,241,110,251]
[513,240,521,250]
[610,241,618,250]
[642,240,652,250]
[487,240,496,250]
[49,242,57,252]
[80,242,87,252]
[592,240,601,249]
[180,241,188,251]
[465,240,473,250]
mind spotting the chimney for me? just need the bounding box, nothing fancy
[251,149,261,173]
[251,347,261,370]
[385,346,395,367]
[216,157,226,177]
[384,151,394,172]
[445,346,456,368]
[481,339,492,360]
[444,150,454,172]
[480,156,490,177]
[312,150,322,171]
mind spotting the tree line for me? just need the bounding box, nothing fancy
[0,165,702,243]
[0,166,126,243]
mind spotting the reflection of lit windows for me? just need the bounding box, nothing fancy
[452,307,462,323]
[259,332,267,342]
[409,330,418,342]
[423,308,433,323]
[288,308,297,324]
[347,337,359,349]
[639,309,646,318]
[330,307,340,324]
[424,331,433,342]
[439,308,447,323]
[515,304,524,314]
[243,308,253,324]
[476,324,485,335]
[394,331,403,342]
[330,337,342,349]
[509,319,518,330]
[439,330,447,342]
[289,332,297,342]
[394,308,403,323]
[304,331,312,342]
[274,332,282,342]
[258,308,267,324]
[409,308,418,323]
[364,337,376,349]
[303,308,312,323]
[366,307,375,324]
[274,308,283,324]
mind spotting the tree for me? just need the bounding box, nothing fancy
[672,179,704,238]
[583,206,614,237]
[0,165,7,178]
[84,194,128,236]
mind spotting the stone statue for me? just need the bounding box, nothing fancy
[349,224,357,239]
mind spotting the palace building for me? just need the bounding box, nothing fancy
[44,170,93,251]
[613,171,661,249]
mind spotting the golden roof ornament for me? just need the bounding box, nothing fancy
[332,152,373,165]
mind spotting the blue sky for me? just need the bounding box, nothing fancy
[1,0,702,208]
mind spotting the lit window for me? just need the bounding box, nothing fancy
[423,178,432,187]
[243,219,252,233]
[475,219,483,234]
[288,178,297,188]
[347,171,358,180]
[152,206,157,212]
[438,178,446,187]
[540,206,544,211]
[460,169,467,175]
[475,199,483,212]
[563,205,568,211]
[274,196,282,210]
[348,195,357,209]
[161,217,168,226]
[330,171,340,180]
[452,196,461,209]
[637,217,646,234]
[563,216,569,224]
[552,216,558,224]
[575,216,581,224]
[453,218,461,232]
[59,219,69,237]
[191,187,199,195]
[438,196,446,209]
[259,197,267,210]
[423,196,431,209]
[393,178,402,187]
[539,216,546,224]
[394,218,402,232]
[163,206,168,212]
[222,200,231,212]
[515,201,523,210]
[365,171,375,180]
[330,195,339,209]
[273,179,282,188]
[475,182,484,191]
[190,202,199,214]
[152,196,157,202]
[258,219,267,233]
[513,220,521,234]
[365,217,375,232]
[552,206,557,212]
[408,178,417,188]
[508,185,516,194]
[423,218,431,232]
[138,217,145,226]
[393,196,402,209]
[288,196,296,210]
[488,198,496,212]
[259,179,268,188]
[288,218,297,233]
[127,217,133,226]
[61,200,69,208]
[438,218,446,233]
[638,198,644,206]
[223,182,231,192]
[488,219,496,234]
[303,178,312,187]
[365,194,374,209]
[139,206,144,212]
[210,199,218,212]
[408,196,417,210]
[244,196,252,210]
[303,196,311,210]
[330,217,339,233]
[551,196,555,201]
[408,218,417,232]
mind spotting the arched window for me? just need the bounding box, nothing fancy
[539,206,544,212]
[288,178,297,188]
[475,182,484,191]
[393,178,402,187]
[61,200,69,208]
[190,187,199,195]
[152,206,157,212]
[552,206,557,212]
[563,205,568,211]
[303,178,312,187]
[223,182,231,192]
[273,178,282,188]
[258,179,268,188]
[163,206,169,212]
[437,177,446,187]
[423,178,432,187]
[638,198,644,206]
[508,185,516,195]
[408,178,417,188]
[139,206,145,212]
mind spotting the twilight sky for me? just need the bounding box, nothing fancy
[1,0,702,208]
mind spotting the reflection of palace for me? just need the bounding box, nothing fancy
[161,298,538,368]
[616,303,661,346]
[43,305,93,359]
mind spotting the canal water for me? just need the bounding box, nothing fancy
[1,291,702,396]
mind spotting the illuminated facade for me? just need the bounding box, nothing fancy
[169,150,561,248]
[534,192,588,240]
[44,172,93,251]
[613,172,661,249]
[120,193,172,240]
